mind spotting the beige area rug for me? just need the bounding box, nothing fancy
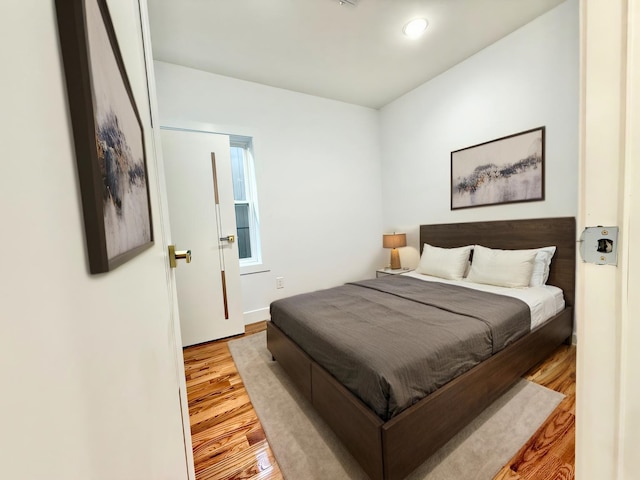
[229,331,563,480]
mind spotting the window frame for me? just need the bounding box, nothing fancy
[229,136,262,268]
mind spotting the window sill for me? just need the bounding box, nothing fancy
[239,262,270,276]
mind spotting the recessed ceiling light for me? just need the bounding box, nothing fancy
[403,18,428,39]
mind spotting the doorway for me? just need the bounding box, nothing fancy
[161,128,245,346]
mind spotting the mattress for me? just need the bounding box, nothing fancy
[402,271,565,329]
[270,275,535,420]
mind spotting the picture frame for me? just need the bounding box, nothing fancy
[56,0,153,273]
[450,126,545,210]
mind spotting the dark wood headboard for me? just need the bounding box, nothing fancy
[419,217,576,307]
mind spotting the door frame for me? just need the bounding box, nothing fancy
[138,1,196,477]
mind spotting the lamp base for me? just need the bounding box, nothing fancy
[390,248,401,270]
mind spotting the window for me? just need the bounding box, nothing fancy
[230,136,261,265]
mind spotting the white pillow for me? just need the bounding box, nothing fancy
[467,245,537,288]
[415,244,473,281]
[529,246,557,287]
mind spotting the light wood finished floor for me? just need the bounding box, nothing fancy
[184,321,576,480]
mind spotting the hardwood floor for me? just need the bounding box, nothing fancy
[183,322,282,480]
[184,321,576,480]
[494,344,576,480]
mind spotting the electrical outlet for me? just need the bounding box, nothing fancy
[276,277,284,289]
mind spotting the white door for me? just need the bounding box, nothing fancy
[161,128,245,346]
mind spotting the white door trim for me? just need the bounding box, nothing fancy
[137,1,195,478]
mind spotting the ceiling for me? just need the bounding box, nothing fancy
[147,0,566,109]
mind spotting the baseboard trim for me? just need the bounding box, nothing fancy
[244,308,270,325]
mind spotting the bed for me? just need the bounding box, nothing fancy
[266,217,575,480]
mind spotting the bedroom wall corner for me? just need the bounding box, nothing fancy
[378,0,579,270]
[153,61,385,321]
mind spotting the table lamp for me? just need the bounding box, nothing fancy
[383,233,406,269]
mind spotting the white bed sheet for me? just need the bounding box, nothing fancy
[402,271,565,330]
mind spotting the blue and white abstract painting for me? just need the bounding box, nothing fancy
[451,128,544,210]
[87,0,152,261]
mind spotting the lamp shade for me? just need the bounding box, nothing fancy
[383,233,407,249]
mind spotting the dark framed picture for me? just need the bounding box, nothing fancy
[451,127,545,210]
[56,0,153,273]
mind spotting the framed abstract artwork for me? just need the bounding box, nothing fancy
[451,127,545,210]
[56,0,153,273]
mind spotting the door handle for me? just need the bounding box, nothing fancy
[219,235,235,243]
[168,245,192,268]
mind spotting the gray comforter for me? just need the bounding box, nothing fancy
[269,275,530,421]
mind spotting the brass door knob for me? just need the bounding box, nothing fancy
[168,245,192,268]
[219,235,235,243]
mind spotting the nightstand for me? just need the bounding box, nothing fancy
[376,267,412,278]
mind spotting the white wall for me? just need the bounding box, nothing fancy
[0,1,188,479]
[154,62,384,322]
[379,0,579,268]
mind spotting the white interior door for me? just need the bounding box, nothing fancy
[161,128,245,346]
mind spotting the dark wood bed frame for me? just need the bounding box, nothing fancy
[267,217,575,480]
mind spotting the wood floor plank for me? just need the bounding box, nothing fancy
[183,321,576,480]
[493,465,522,480]
[507,409,575,476]
[191,410,264,456]
[196,440,283,480]
[190,402,256,438]
[191,408,262,445]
